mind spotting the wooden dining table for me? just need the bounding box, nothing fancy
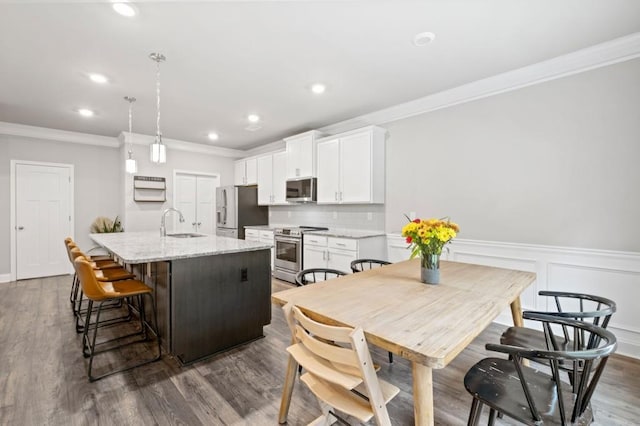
[272,258,536,426]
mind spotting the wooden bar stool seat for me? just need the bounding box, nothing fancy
[74,257,161,382]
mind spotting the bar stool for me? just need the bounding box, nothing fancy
[68,246,136,333]
[74,257,161,382]
[65,239,121,309]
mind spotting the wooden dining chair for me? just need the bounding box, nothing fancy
[283,302,399,425]
[295,268,348,286]
[350,258,395,363]
[350,258,391,273]
[464,312,617,425]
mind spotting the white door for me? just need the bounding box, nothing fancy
[316,139,340,203]
[175,173,219,234]
[340,131,371,203]
[327,248,356,273]
[303,246,327,270]
[196,176,216,234]
[272,152,287,204]
[256,155,273,205]
[175,174,197,233]
[16,163,72,279]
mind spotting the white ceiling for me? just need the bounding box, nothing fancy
[1,0,639,150]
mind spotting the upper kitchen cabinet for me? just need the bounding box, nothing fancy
[316,126,386,204]
[284,130,323,179]
[234,157,257,186]
[257,151,287,205]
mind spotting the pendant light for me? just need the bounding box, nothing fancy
[149,52,167,163]
[124,96,137,174]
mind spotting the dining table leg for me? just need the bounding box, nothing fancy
[278,354,298,424]
[510,295,524,327]
[412,361,434,426]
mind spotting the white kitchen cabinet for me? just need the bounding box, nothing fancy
[316,126,385,204]
[234,157,257,186]
[257,151,287,205]
[245,228,275,271]
[285,130,322,179]
[303,234,386,272]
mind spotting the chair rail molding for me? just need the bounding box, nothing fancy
[447,238,640,359]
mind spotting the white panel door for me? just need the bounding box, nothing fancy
[196,176,217,234]
[340,131,371,203]
[175,174,197,233]
[272,152,287,204]
[256,155,273,205]
[303,245,327,270]
[175,173,219,234]
[327,248,356,273]
[316,139,340,203]
[16,163,72,279]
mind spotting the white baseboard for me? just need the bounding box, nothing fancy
[386,236,640,359]
[0,273,11,283]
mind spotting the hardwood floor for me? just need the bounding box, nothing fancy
[0,275,638,425]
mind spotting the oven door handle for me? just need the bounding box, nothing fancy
[275,237,300,244]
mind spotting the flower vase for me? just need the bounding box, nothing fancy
[420,254,440,284]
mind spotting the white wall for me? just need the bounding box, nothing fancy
[383,58,640,253]
[0,134,121,275]
[121,143,234,232]
[0,133,236,278]
[382,58,640,358]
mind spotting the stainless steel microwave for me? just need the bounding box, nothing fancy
[286,177,317,203]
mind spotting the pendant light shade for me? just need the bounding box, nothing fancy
[149,52,167,164]
[150,142,166,163]
[124,96,138,174]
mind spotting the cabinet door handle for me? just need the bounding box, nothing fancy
[192,222,197,226]
[322,251,326,260]
[339,192,343,201]
[17,226,24,230]
[326,251,330,261]
[336,242,346,247]
[334,191,338,201]
[296,168,300,177]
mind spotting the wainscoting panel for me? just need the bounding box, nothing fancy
[386,236,640,359]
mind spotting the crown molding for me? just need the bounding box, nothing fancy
[0,121,119,147]
[117,132,245,158]
[318,32,640,135]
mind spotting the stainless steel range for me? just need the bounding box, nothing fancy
[273,226,328,283]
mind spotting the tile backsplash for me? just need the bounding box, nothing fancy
[269,204,385,230]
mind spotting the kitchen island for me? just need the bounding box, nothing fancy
[90,231,272,365]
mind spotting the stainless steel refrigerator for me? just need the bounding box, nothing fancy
[216,186,268,239]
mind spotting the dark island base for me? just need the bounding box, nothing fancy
[142,249,272,365]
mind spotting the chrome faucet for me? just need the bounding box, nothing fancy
[160,208,185,236]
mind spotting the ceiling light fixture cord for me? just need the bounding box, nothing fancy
[149,52,166,164]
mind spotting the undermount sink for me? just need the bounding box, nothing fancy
[166,233,206,238]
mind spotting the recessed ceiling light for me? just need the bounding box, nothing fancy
[112,2,138,18]
[208,132,219,141]
[311,83,326,94]
[77,108,94,117]
[88,73,108,84]
[413,31,436,47]
[247,114,260,123]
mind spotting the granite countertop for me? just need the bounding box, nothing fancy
[304,229,386,239]
[90,232,271,264]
